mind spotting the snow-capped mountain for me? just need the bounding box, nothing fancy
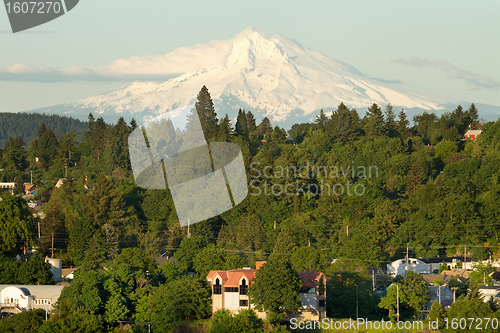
[32,27,446,125]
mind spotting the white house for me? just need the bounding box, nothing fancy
[479,286,500,303]
[0,285,66,315]
[386,258,430,277]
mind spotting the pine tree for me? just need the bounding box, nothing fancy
[195,85,219,140]
[326,102,361,142]
[269,226,296,262]
[315,109,328,128]
[13,177,24,195]
[235,109,249,138]
[467,103,479,129]
[82,173,125,226]
[385,103,397,137]
[130,118,138,131]
[257,117,272,138]
[91,117,106,160]
[245,111,257,133]
[271,126,287,144]
[217,114,233,142]
[397,109,410,138]
[364,103,385,138]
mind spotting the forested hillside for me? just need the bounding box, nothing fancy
[1,85,499,331]
[0,112,87,147]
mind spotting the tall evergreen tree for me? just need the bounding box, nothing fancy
[217,114,233,142]
[129,118,138,131]
[245,111,257,133]
[2,136,25,175]
[82,173,125,226]
[13,177,24,196]
[235,109,249,138]
[385,103,397,137]
[91,117,106,160]
[195,85,219,140]
[257,117,272,138]
[467,103,479,129]
[364,103,385,138]
[397,109,411,138]
[315,109,328,129]
[325,102,361,142]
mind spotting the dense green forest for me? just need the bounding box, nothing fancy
[1,85,500,331]
[0,112,87,148]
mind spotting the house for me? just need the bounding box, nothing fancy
[206,262,326,321]
[386,258,430,277]
[61,267,79,280]
[0,285,66,315]
[420,256,475,272]
[24,184,36,195]
[478,286,500,302]
[0,182,15,190]
[464,129,482,141]
[427,286,454,308]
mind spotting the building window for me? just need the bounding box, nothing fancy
[239,300,248,307]
[239,278,248,295]
[213,278,222,295]
[319,300,326,307]
[224,287,238,293]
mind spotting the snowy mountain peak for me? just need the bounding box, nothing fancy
[36,27,445,125]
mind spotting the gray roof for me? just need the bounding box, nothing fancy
[0,285,66,300]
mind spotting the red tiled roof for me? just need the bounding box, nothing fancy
[299,271,326,288]
[206,271,229,283]
[224,269,256,287]
[207,269,325,288]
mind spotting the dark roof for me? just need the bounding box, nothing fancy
[155,256,176,266]
[419,256,470,264]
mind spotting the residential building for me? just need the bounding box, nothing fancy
[479,286,500,303]
[386,258,430,277]
[464,129,482,142]
[0,285,66,315]
[427,286,454,308]
[206,262,326,321]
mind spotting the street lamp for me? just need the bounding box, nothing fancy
[355,284,359,321]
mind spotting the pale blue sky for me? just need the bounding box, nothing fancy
[0,0,499,113]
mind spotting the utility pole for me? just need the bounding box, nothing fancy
[187,219,191,238]
[464,244,467,270]
[438,285,441,305]
[30,170,33,184]
[372,270,376,292]
[396,284,400,322]
[274,220,276,230]
[406,244,409,274]
[38,221,41,238]
[51,233,54,258]
[451,287,458,303]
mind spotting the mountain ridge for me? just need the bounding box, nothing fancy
[26,27,499,126]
